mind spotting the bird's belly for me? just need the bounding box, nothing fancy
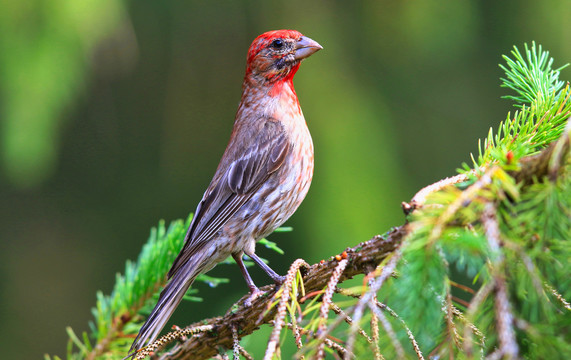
[222,140,314,254]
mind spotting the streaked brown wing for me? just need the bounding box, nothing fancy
[168,120,289,278]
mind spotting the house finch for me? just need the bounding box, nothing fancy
[129,30,322,354]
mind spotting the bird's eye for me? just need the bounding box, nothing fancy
[271,39,284,49]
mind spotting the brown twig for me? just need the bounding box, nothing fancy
[404,172,475,213]
[231,326,240,360]
[429,166,497,244]
[367,278,383,360]
[344,247,404,360]
[370,311,382,360]
[463,281,492,358]
[368,303,406,359]
[316,259,348,359]
[543,282,571,311]
[373,301,424,360]
[511,116,571,184]
[329,303,373,344]
[444,290,461,353]
[264,259,308,360]
[482,203,519,360]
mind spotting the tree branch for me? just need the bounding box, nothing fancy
[151,226,407,360]
[140,117,571,360]
[512,116,571,184]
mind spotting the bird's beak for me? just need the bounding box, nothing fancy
[294,36,323,61]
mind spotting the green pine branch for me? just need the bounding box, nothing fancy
[499,42,568,107]
[379,43,571,359]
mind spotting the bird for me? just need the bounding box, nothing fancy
[128,29,322,355]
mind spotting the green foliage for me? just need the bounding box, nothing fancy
[282,43,569,360]
[500,42,568,107]
[376,43,571,358]
[47,214,288,359]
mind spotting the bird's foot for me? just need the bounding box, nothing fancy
[272,274,286,285]
[244,287,265,307]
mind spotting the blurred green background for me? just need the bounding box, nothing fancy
[0,0,569,358]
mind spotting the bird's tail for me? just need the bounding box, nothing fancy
[128,251,207,357]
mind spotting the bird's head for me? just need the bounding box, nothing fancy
[245,30,322,86]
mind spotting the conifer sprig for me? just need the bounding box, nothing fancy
[499,42,568,107]
[379,43,571,358]
[47,215,287,359]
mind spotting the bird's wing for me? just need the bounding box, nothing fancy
[127,120,290,355]
[168,119,289,278]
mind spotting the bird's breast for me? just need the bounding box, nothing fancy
[272,111,314,222]
[225,84,314,248]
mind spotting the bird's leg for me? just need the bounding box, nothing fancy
[232,252,259,293]
[245,251,286,285]
[233,253,264,306]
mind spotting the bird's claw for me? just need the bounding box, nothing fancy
[244,287,265,307]
[272,275,286,285]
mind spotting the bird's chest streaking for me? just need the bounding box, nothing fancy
[222,84,314,255]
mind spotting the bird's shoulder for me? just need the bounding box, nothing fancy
[211,115,288,181]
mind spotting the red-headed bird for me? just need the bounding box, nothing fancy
[129,30,322,354]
